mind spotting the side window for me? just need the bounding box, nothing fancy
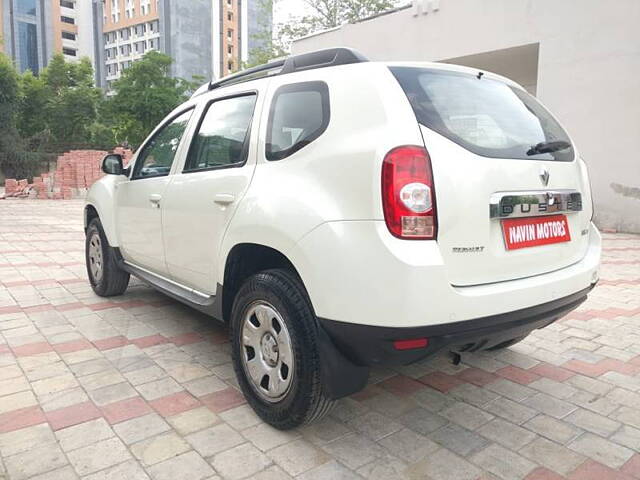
[132,109,193,179]
[266,81,330,161]
[184,94,257,172]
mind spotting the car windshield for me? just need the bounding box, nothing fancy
[390,66,574,161]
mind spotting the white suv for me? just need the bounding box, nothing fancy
[85,48,601,429]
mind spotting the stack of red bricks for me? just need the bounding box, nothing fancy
[2,147,132,200]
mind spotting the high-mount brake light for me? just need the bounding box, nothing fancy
[381,146,437,239]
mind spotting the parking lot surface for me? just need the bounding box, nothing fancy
[0,199,639,480]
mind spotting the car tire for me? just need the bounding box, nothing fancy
[230,268,335,430]
[486,334,529,351]
[85,218,130,297]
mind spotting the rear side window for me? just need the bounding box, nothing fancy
[266,81,330,161]
[390,67,574,161]
[184,94,257,172]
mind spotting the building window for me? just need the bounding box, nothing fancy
[111,0,120,22]
[125,0,135,18]
[227,12,232,21]
[61,31,76,40]
[17,21,39,73]
[60,0,75,8]
[227,0,232,6]
[227,29,233,41]
[228,61,233,72]
[60,16,75,24]
[62,47,77,56]
[227,45,232,55]
[141,0,151,15]
[17,0,37,15]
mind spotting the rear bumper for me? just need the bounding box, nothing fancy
[288,221,601,328]
[319,284,593,366]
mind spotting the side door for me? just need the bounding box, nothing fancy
[115,108,194,275]
[162,91,260,293]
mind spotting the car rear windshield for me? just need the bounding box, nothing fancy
[390,66,574,161]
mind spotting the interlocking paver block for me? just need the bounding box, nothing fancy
[212,442,272,480]
[477,417,537,451]
[378,428,439,463]
[3,443,68,480]
[167,406,220,436]
[113,412,171,445]
[411,447,482,480]
[429,423,490,457]
[146,451,215,480]
[55,417,114,452]
[186,423,244,457]
[131,431,191,466]
[519,437,586,475]
[470,443,537,480]
[568,432,634,469]
[268,438,329,476]
[0,423,56,457]
[66,436,132,475]
[82,460,149,480]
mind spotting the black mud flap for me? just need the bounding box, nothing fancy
[316,322,369,400]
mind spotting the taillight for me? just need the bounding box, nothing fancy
[382,146,437,239]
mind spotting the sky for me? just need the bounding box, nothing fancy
[272,0,311,26]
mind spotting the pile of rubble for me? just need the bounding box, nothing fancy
[2,147,132,200]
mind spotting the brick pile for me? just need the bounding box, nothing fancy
[2,147,132,200]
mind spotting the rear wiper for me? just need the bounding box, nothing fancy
[527,140,571,156]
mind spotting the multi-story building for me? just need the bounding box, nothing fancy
[0,0,270,89]
[99,0,271,91]
[101,0,160,90]
[0,0,99,74]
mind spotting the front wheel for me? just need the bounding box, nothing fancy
[85,218,130,297]
[230,269,334,430]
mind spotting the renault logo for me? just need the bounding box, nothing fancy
[540,167,550,186]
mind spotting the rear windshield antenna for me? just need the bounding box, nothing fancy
[477,71,484,79]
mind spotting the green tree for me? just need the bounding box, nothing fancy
[0,53,42,180]
[104,51,193,147]
[40,55,101,145]
[17,70,48,139]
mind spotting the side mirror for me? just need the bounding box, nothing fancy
[102,154,125,175]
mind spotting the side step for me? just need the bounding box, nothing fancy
[121,261,219,317]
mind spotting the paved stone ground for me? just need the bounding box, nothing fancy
[0,199,639,480]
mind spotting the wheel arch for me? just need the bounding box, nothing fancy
[84,176,121,247]
[220,242,302,323]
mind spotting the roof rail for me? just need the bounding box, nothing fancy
[201,47,368,94]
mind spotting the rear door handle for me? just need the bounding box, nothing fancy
[214,193,235,205]
[149,194,162,208]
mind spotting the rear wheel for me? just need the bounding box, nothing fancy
[85,218,130,297]
[230,269,334,429]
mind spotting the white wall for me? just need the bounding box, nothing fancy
[293,0,640,233]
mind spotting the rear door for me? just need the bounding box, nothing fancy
[391,66,593,286]
[161,90,261,293]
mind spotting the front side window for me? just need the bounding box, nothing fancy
[266,81,330,161]
[132,109,193,179]
[184,94,257,172]
[390,67,574,161]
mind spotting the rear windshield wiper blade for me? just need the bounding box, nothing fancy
[527,140,571,156]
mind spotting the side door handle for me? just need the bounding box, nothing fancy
[149,193,162,208]
[214,193,235,205]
